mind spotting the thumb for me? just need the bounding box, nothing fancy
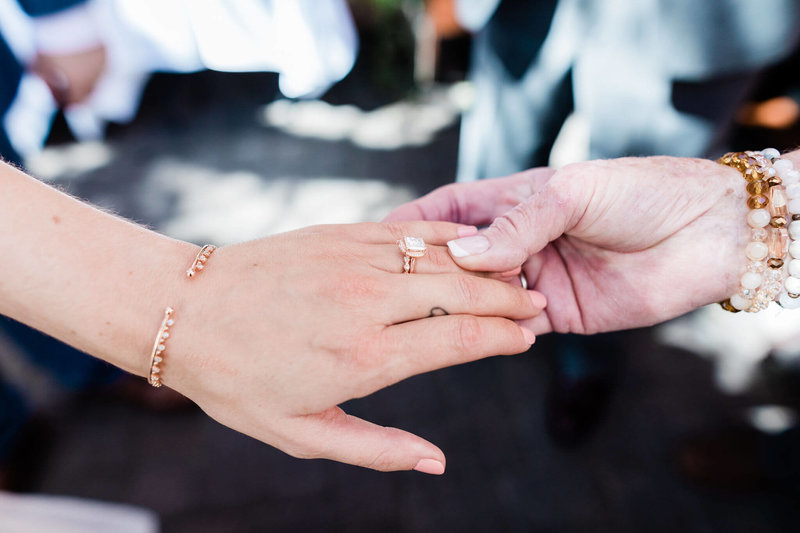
[285,407,446,474]
[445,179,586,272]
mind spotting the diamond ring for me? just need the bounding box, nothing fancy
[398,236,427,273]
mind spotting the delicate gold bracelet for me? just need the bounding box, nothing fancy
[148,307,174,387]
[186,244,217,278]
[147,244,216,387]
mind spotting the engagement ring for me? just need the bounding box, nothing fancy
[398,236,427,273]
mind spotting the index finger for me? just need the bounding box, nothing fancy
[383,168,556,225]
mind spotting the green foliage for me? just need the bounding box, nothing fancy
[363,0,422,14]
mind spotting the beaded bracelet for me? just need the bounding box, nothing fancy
[774,155,800,308]
[147,244,216,387]
[719,150,789,313]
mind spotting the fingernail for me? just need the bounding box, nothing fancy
[521,327,536,345]
[447,235,490,258]
[456,225,479,238]
[414,458,446,475]
[529,291,547,308]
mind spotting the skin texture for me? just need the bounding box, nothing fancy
[0,162,543,473]
[384,154,791,335]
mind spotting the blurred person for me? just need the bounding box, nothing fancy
[440,0,800,446]
[0,0,105,159]
[1,0,358,156]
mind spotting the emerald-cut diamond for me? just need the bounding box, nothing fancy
[400,237,426,257]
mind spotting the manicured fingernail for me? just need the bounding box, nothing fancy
[529,291,547,308]
[457,225,479,237]
[413,458,446,475]
[521,327,536,345]
[447,235,490,257]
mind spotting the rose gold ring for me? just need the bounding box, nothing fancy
[397,236,427,273]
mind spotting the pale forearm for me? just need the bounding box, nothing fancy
[0,162,195,376]
[0,161,547,474]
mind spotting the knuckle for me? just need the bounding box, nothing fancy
[496,204,534,238]
[489,215,533,266]
[491,210,536,266]
[364,448,396,472]
[453,315,482,356]
[428,248,455,270]
[512,286,532,312]
[382,221,410,242]
[454,273,483,308]
[346,334,385,372]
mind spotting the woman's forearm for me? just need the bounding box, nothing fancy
[0,162,195,376]
[0,160,545,473]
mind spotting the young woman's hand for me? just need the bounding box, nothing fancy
[165,222,544,474]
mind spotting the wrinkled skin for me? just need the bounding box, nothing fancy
[386,156,751,334]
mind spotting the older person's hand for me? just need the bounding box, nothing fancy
[386,156,756,334]
[33,45,106,106]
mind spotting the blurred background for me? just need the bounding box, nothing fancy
[1,0,800,531]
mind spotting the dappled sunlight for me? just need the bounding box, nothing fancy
[746,405,797,434]
[657,304,800,393]
[25,141,114,181]
[259,82,472,150]
[139,158,414,244]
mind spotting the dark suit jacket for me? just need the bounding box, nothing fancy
[0,0,85,161]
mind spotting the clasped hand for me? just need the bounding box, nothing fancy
[387,156,748,335]
[166,221,543,474]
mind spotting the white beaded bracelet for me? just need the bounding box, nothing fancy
[720,150,790,313]
[774,153,800,309]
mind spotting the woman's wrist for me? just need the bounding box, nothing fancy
[0,162,198,378]
[101,235,197,378]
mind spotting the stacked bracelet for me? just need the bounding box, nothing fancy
[719,150,789,313]
[147,244,216,387]
[774,156,800,308]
